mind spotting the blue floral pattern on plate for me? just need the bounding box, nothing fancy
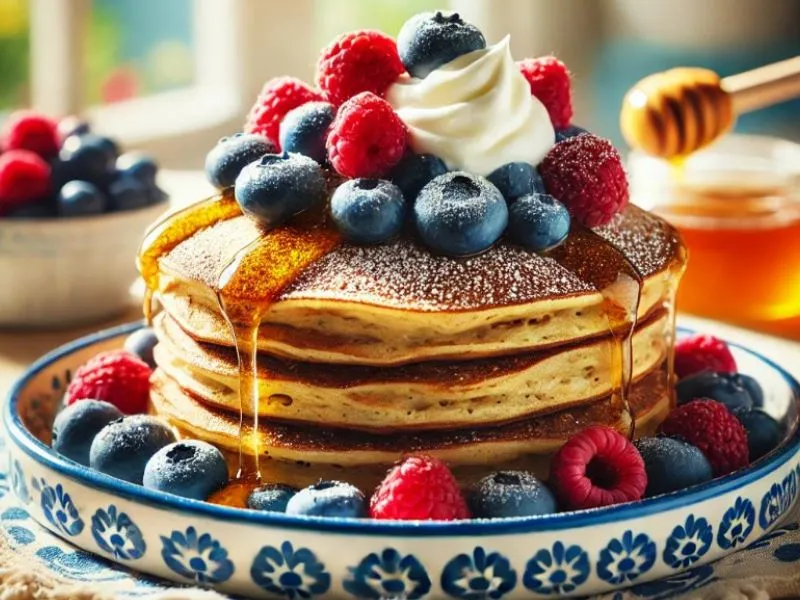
[523,542,590,595]
[160,526,234,585]
[9,459,28,504]
[718,497,756,550]
[629,564,716,599]
[597,530,656,584]
[38,479,84,537]
[759,470,798,530]
[344,548,430,599]
[250,541,330,598]
[441,546,517,599]
[663,515,714,569]
[91,505,146,560]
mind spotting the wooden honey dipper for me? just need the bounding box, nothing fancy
[620,56,800,159]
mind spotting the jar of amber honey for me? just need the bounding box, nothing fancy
[629,134,800,338]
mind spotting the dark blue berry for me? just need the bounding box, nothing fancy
[414,171,508,257]
[57,181,107,217]
[143,440,228,500]
[59,134,117,187]
[124,327,158,368]
[6,199,56,219]
[389,152,448,201]
[508,193,570,251]
[57,116,90,141]
[89,415,176,485]
[331,178,407,244]
[729,374,764,408]
[676,372,754,412]
[285,480,366,518]
[635,437,713,497]
[107,176,151,212]
[52,400,123,466]
[555,125,588,143]
[397,11,486,79]
[248,483,297,513]
[470,471,557,518]
[733,408,783,461]
[235,153,326,227]
[279,102,335,164]
[487,162,546,202]
[205,133,276,190]
[116,153,158,187]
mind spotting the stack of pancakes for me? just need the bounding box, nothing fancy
[146,200,685,487]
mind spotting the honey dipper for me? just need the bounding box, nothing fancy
[620,56,800,159]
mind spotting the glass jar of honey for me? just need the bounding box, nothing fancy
[628,134,800,338]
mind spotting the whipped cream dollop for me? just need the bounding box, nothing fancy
[387,36,555,176]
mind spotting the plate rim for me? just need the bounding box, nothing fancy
[4,320,800,537]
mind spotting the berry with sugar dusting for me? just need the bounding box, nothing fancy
[244,77,323,149]
[65,350,153,415]
[635,437,713,497]
[1,110,60,159]
[659,399,749,476]
[549,425,647,510]
[675,334,737,380]
[370,455,470,520]
[539,133,629,227]
[327,92,407,178]
[0,150,52,215]
[518,57,573,129]
[470,471,557,518]
[316,30,405,106]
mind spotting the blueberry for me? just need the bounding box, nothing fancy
[116,153,158,186]
[285,480,366,518]
[331,179,407,244]
[108,176,151,212]
[636,437,713,497]
[248,483,297,513]
[676,372,754,412]
[414,171,508,256]
[6,199,57,219]
[555,125,588,143]
[59,134,117,187]
[733,408,783,461]
[398,11,486,79]
[235,153,326,227]
[57,116,91,141]
[389,152,448,201]
[470,471,557,518]
[52,400,123,466]
[124,327,158,368]
[729,374,764,408]
[279,102,335,164]
[57,181,108,217]
[487,162,546,202]
[143,440,228,500]
[205,133,276,190]
[89,415,176,484]
[508,193,570,251]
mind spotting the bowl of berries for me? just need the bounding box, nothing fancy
[0,111,168,328]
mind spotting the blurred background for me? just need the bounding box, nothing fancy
[1,0,798,169]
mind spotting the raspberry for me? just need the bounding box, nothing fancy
[675,334,737,380]
[370,455,470,520]
[518,57,573,129]
[659,399,749,476]
[0,150,52,215]
[317,30,405,106]
[327,92,407,178]
[65,350,153,415]
[550,425,647,510]
[1,110,60,159]
[539,133,629,227]
[244,77,323,149]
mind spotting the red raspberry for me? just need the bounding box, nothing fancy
[317,30,405,106]
[370,455,470,520]
[659,399,749,476]
[675,334,737,380]
[244,77,323,149]
[0,150,52,215]
[550,425,647,510]
[539,133,629,227]
[1,110,60,159]
[327,92,407,178]
[65,350,153,415]
[518,57,573,129]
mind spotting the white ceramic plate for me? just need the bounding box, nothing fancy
[4,323,799,599]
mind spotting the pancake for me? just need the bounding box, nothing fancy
[154,309,668,430]
[153,203,685,366]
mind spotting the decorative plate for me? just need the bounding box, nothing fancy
[4,322,799,599]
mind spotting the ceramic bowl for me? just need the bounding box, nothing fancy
[0,203,165,328]
[3,323,799,599]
